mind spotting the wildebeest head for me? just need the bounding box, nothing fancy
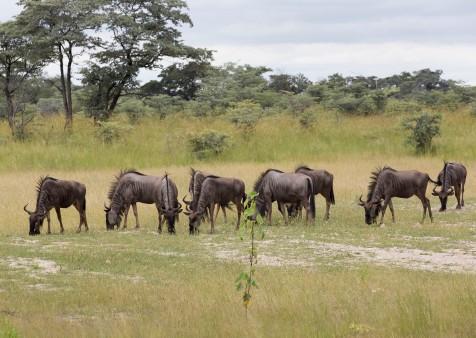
[431,186,454,211]
[358,196,382,225]
[160,202,182,234]
[24,204,45,235]
[185,211,202,235]
[286,203,300,219]
[104,203,123,230]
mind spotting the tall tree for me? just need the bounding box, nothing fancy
[17,0,101,129]
[0,20,50,135]
[81,0,212,120]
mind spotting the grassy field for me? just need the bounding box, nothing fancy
[0,109,475,337]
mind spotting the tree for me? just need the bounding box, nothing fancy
[81,0,212,120]
[401,112,441,154]
[17,0,102,129]
[0,20,49,136]
[153,61,210,100]
[269,73,311,94]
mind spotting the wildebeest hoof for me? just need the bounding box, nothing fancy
[439,208,446,212]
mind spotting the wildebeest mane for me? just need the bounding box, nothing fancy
[295,164,313,172]
[366,166,396,201]
[253,169,284,192]
[36,176,57,205]
[107,169,144,200]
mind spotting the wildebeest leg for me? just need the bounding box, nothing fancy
[235,200,243,231]
[455,184,462,209]
[277,202,288,224]
[324,197,331,221]
[461,179,465,207]
[209,203,216,233]
[379,197,391,225]
[74,201,88,233]
[427,197,433,223]
[157,213,164,233]
[266,201,273,225]
[388,200,395,222]
[55,207,65,234]
[131,203,140,228]
[46,210,52,234]
[122,204,130,229]
[419,196,432,224]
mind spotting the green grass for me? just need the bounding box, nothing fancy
[0,108,475,337]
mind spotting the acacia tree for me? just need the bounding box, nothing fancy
[0,20,50,136]
[81,0,212,120]
[17,0,102,129]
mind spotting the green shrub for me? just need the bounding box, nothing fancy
[95,121,132,144]
[188,129,229,159]
[299,109,316,129]
[228,100,263,136]
[401,112,441,154]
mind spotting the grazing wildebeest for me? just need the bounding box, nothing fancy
[287,165,335,220]
[156,174,182,234]
[184,175,246,234]
[432,162,467,211]
[359,166,437,225]
[252,169,316,225]
[24,176,88,235]
[186,168,228,221]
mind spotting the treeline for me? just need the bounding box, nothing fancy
[1,1,476,141]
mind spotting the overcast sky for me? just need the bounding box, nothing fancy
[2,0,476,85]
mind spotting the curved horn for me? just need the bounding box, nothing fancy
[432,186,439,196]
[182,195,192,206]
[23,204,33,215]
[104,202,111,212]
[447,187,454,196]
[358,195,365,206]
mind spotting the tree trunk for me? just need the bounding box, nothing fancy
[64,43,74,130]
[2,68,15,135]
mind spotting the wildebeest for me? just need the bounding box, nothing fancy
[104,170,181,233]
[359,166,437,225]
[252,169,316,225]
[156,174,182,234]
[287,165,335,220]
[24,176,88,235]
[184,175,246,234]
[186,168,228,221]
[432,162,467,211]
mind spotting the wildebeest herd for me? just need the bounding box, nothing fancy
[24,162,467,235]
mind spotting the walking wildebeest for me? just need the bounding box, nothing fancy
[359,166,437,225]
[287,165,335,220]
[24,176,88,235]
[184,175,246,234]
[104,170,181,233]
[186,168,229,221]
[156,174,182,234]
[252,169,316,225]
[432,162,467,211]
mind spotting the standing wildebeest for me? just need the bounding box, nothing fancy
[104,170,181,234]
[24,176,88,235]
[432,162,467,211]
[185,168,228,221]
[253,169,316,225]
[288,165,335,220]
[184,175,246,234]
[359,166,437,225]
[156,174,182,234]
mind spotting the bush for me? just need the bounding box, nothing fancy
[95,121,132,144]
[299,109,316,129]
[401,112,441,154]
[228,100,263,137]
[469,102,476,117]
[188,129,229,159]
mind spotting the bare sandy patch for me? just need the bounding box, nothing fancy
[1,257,61,274]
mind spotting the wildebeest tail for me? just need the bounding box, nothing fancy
[308,178,316,219]
[330,184,335,205]
[428,175,439,185]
